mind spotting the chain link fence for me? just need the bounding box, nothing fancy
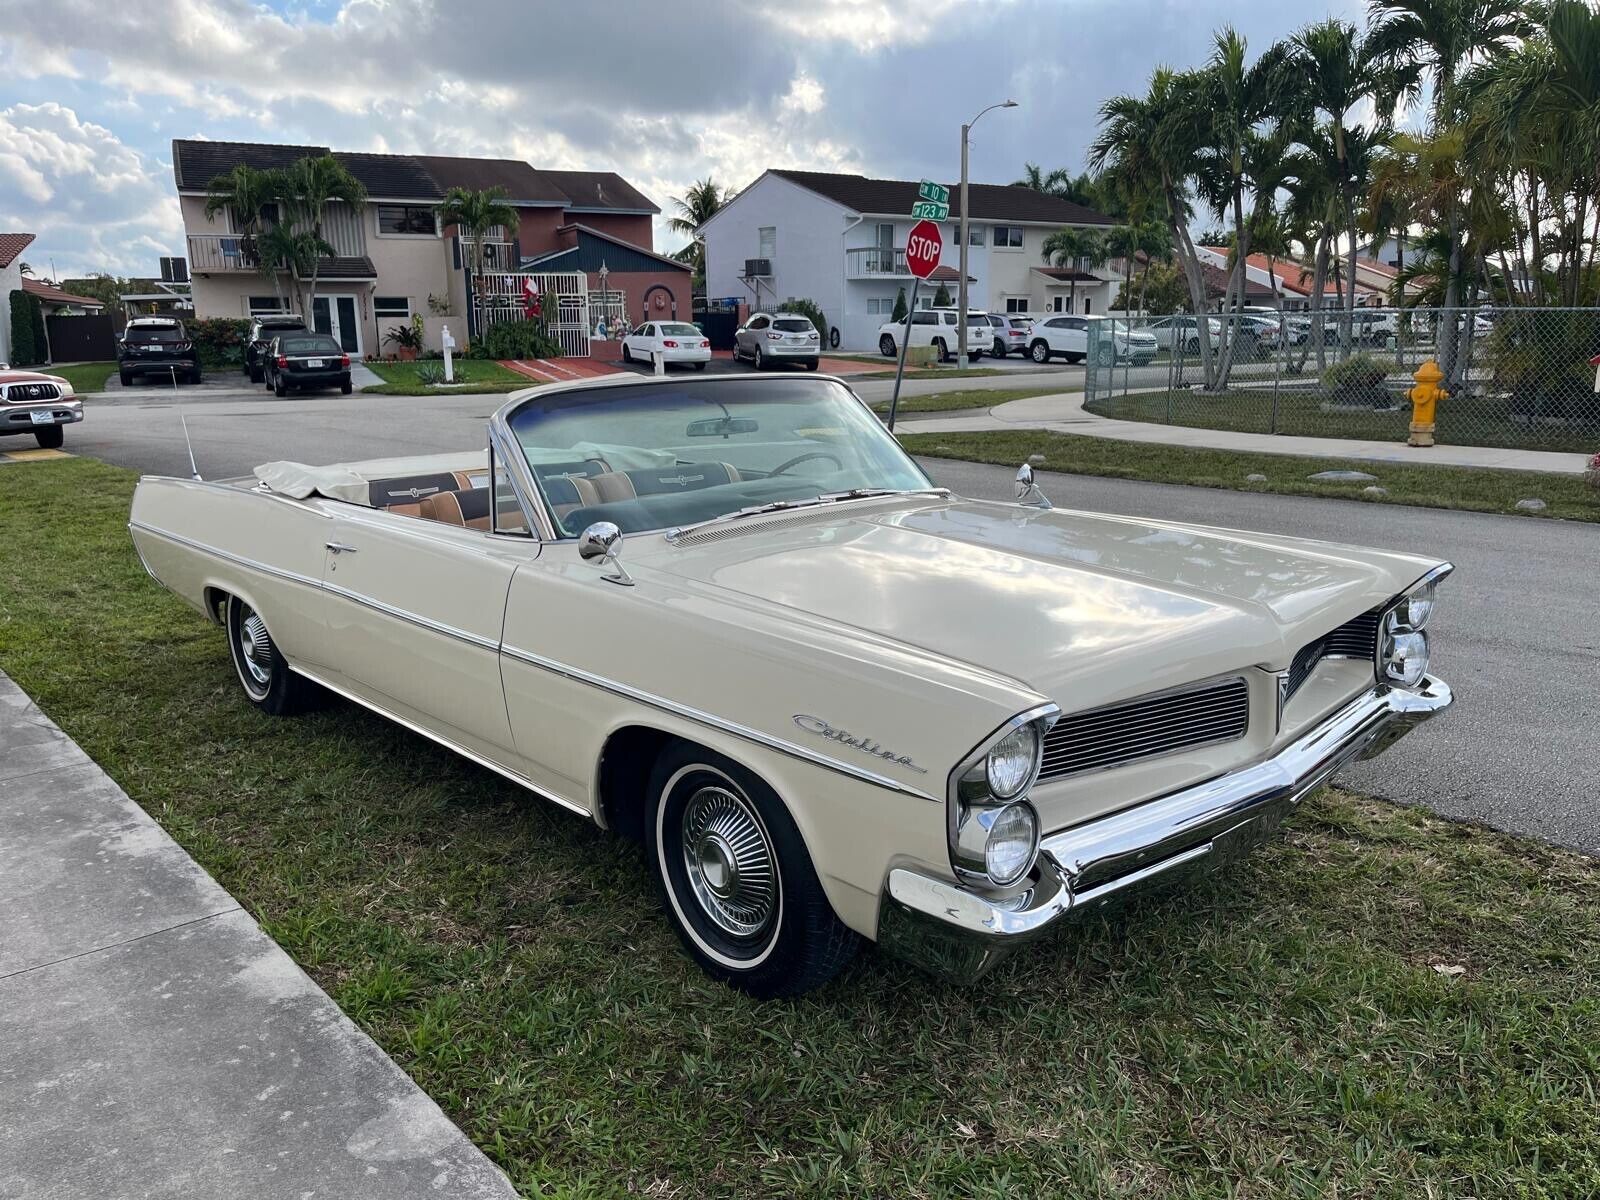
[1084,307,1600,454]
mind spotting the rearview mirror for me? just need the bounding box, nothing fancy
[685,417,759,437]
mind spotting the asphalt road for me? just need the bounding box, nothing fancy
[49,390,1597,852]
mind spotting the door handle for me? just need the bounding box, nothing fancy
[325,541,359,555]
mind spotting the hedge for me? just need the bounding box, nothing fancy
[185,317,251,368]
[8,290,44,366]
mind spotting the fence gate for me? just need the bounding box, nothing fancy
[475,272,591,357]
[45,314,117,362]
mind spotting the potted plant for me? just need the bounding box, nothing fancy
[384,322,423,361]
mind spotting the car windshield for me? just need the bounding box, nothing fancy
[771,318,814,333]
[281,336,341,354]
[507,378,932,538]
[658,323,700,336]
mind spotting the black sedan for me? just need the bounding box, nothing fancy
[245,315,308,382]
[263,334,352,396]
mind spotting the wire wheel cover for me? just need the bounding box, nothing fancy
[239,609,272,686]
[680,785,777,939]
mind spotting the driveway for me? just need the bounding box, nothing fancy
[49,392,1595,853]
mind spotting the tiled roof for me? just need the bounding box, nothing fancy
[1202,247,1382,299]
[317,256,377,280]
[414,156,567,205]
[0,233,37,269]
[1199,261,1278,301]
[172,141,657,213]
[926,265,975,282]
[21,278,104,307]
[535,170,657,213]
[770,170,1115,226]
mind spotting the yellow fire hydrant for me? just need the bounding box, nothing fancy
[1407,359,1447,447]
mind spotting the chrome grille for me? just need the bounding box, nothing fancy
[4,382,59,403]
[1284,608,1381,703]
[1039,676,1249,783]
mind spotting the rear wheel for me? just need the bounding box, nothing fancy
[622,343,633,364]
[225,596,323,716]
[993,337,1006,357]
[273,377,287,397]
[693,361,707,371]
[34,425,64,450]
[340,378,353,394]
[647,742,857,998]
[879,334,896,357]
[1030,340,1050,364]
[933,337,949,363]
[753,346,765,371]
[119,370,132,386]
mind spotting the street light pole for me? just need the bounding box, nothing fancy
[956,99,1016,369]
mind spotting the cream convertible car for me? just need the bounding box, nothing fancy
[129,375,1452,997]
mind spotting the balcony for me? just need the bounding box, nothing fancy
[845,246,909,279]
[187,234,258,273]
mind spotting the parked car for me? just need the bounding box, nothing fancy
[1025,314,1089,363]
[262,333,352,396]
[733,313,821,371]
[1147,315,1222,353]
[0,367,82,449]
[876,308,980,362]
[129,373,1454,998]
[245,314,309,383]
[118,317,202,386]
[986,314,1031,358]
[1103,319,1160,366]
[623,321,713,370]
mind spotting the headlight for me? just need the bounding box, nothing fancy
[986,723,1040,799]
[950,707,1055,887]
[983,801,1039,886]
[1381,626,1429,686]
[1396,581,1436,630]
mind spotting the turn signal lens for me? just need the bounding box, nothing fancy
[984,801,1039,886]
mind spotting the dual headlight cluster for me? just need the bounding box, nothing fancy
[949,709,1056,888]
[1379,572,1445,688]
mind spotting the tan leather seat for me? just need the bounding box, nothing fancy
[368,471,478,518]
[418,487,492,530]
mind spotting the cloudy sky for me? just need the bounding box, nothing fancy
[1,0,1368,280]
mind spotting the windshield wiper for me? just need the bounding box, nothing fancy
[665,487,948,541]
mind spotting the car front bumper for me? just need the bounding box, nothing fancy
[3,400,83,433]
[876,675,1453,983]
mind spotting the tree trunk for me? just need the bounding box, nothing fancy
[1166,182,1217,387]
[1344,182,1359,356]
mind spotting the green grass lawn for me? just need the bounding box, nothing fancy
[1086,385,1598,455]
[4,457,1599,1197]
[362,359,532,395]
[44,360,118,393]
[869,386,1079,416]
[904,429,1600,523]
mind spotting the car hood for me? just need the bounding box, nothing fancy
[636,496,1433,710]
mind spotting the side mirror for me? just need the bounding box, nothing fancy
[579,521,634,586]
[1015,463,1052,510]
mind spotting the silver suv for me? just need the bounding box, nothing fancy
[734,313,821,370]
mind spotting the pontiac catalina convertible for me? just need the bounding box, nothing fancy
[129,374,1453,997]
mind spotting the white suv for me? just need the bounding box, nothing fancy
[876,308,982,362]
[1025,315,1089,363]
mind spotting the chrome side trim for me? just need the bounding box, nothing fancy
[499,642,941,802]
[288,664,591,819]
[128,521,321,591]
[321,581,500,652]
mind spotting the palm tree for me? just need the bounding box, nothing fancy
[437,186,518,325]
[278,155,367,318]
[1042,227,1107,314]
[1012,163,1071,193]
[1103,221,1169,313]
[667,178,727,276]
[1287,19,1407,341]
[203,163,281,295]
[1368,0,1530,378]
[255,222,328,315]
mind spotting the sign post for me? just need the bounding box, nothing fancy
[886,218,944,433]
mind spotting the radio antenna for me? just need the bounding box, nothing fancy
[180,413,201,481]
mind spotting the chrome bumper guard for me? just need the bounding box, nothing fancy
[877,676,1452,984]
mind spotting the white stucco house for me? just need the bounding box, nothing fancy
[699,170,1117,351]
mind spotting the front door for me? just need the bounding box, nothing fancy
[312,294,362,356]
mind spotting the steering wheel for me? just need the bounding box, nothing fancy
[768,451,843,477]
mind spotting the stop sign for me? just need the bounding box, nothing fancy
[905,219,943,280]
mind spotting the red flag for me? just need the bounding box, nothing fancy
[522,277,542,319]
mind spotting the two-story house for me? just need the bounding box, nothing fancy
[698,169,1117,351]
[172,140,689,356]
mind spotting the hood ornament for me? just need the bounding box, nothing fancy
[1015,462,1053,510]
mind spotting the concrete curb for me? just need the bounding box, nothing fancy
[0,670,518,1200]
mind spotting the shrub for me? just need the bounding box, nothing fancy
[384,322,423,351]
[776,298,828,347]
[891,287,908,322]
[9,289,38,366]
[1321,352,1392,406]
[27,292,46,362]
[1586,451,1600,491]
[186,317,251,367]
[414,362,470,386]
[472,318,561,360]
[933,283,952,307]
[1487,309,1600,425]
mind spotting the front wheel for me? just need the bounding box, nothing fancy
[622,343,633,363]
[34,425,64,449]
[648,743,857,998]
[803,359,818,371]
[1030,340,1050,364]
[879,334,896,357]
[225,595,323,716]
[933,337,949,363]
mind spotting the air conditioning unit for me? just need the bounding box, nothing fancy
[743,258,772,278]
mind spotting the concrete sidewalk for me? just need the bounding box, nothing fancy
[0,671,517,1200]
[904,391,1591,475]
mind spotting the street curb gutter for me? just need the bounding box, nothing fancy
[0,669,518,1200]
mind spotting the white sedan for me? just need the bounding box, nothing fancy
[622,322,712,369]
